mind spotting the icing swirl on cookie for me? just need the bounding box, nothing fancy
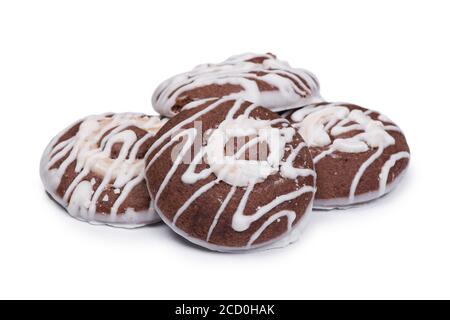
[293,105,395,154]
[204,116,296,187]
[152,53,323,117]
[146,99,316,249]
[289,102,410,205]
[41,113,167,226]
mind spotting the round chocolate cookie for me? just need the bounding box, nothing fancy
[145,98,316,252]
[283,102,410,209]
[152,53,322,117]
[40,113,168,227]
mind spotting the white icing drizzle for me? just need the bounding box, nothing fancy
[246,210,296,249]
[153,128,198,206]
[146,99,315,247]
[289,102,410,205]
[173,179,220,224]
[280,142,316,179]
[204,115,297,187]
[144,98,237,170]
[40,113,167,226]
[207,186,237,242]
[348,147,384,203]
[68,181,94,216]
[110,172,144,216]
[232,185,315,233]
[378,151,410,196]
[152,53,323,117]
[296,104,395,154]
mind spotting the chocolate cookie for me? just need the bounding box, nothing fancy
[283,102,410,209]
[152,53,322,117]
[40,113,167,227]
[145,98,316,252]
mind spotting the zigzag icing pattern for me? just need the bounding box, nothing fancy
[146,99,316,250]
[40,113,167,227]
[288,102,410,206]
[152,53,323,117]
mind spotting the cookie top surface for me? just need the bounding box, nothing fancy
[145,98,316,251]
[285,102,410,207]
[152,53,323,117]
[40,113,167,226]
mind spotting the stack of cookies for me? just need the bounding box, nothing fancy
[40,53,410,252]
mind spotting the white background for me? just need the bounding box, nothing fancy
[0,0,449,300]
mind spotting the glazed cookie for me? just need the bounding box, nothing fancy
[40,113,168,227]
[145,98,316,252]
[152,53,322,117]
[283,102,410,209]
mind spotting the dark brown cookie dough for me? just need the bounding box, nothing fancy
[40,113,167,227]
[145,98,316,251]
[283,102,410,208]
